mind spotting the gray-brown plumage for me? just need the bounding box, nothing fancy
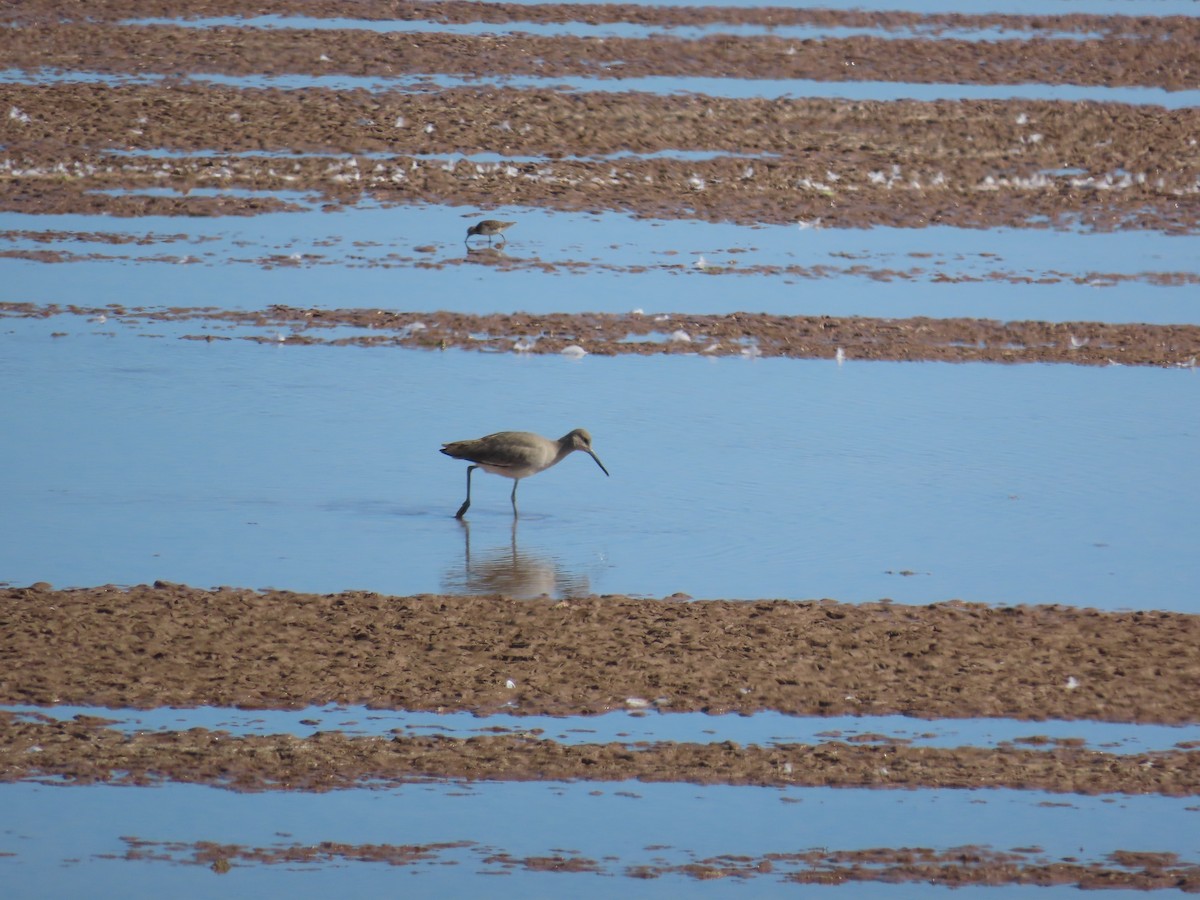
[440,428,609,518]
[465,219,516,245]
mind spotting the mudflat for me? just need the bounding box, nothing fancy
[3,583,1199,798]
[3,3,1199,888]
[6,303,1200,367]
[6,584,1198,722]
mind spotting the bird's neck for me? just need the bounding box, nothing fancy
[552,441,575,466]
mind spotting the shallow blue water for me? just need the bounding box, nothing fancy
[8,704,1197,754]
[6,204,1198,323]
[7,68,1198,105]
[2,780,1196,899]
[1,322,1195,610]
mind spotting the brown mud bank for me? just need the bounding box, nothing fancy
[4,0,1196,39]
[3,84,1198,232]
[4,583,1198,723]
[116,835,1200,890]
[3,711,1198,796]
[2,0,1198,233]
[6,302,1199,367]
[8,20,1198,89]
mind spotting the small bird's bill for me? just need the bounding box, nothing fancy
[587,450,610,477]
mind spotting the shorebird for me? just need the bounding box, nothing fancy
[465,219,515,245]
[440,428,609,518]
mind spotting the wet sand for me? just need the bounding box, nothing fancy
[2,582,1199,802]
[2,4,1197,371]
[8,21,1198,89]
[6,302,1200,367]
[4,0,1196,34]
[115,836,1200,890]
[5,710,1199,796]
[1,2,1197,234]
[4,584,1198,724]
[3,83,1198,233]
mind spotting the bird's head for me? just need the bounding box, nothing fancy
[565,428,609,477]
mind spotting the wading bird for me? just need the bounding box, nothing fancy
[440,428,609,518]
[465,219,516,246]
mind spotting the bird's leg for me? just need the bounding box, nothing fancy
[455,465,476,519]
[510,479,519,518]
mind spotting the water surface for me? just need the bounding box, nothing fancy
[2,323,1195,610]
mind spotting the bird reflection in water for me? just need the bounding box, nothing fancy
[464,244,544,269]
[442,519,589,599]
[463,244,514,265]
[464,218,517,264]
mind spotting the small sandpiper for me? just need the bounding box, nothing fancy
[440,428,609,518]
[465,219,516,246]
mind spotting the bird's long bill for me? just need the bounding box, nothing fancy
[587,450,610,477]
